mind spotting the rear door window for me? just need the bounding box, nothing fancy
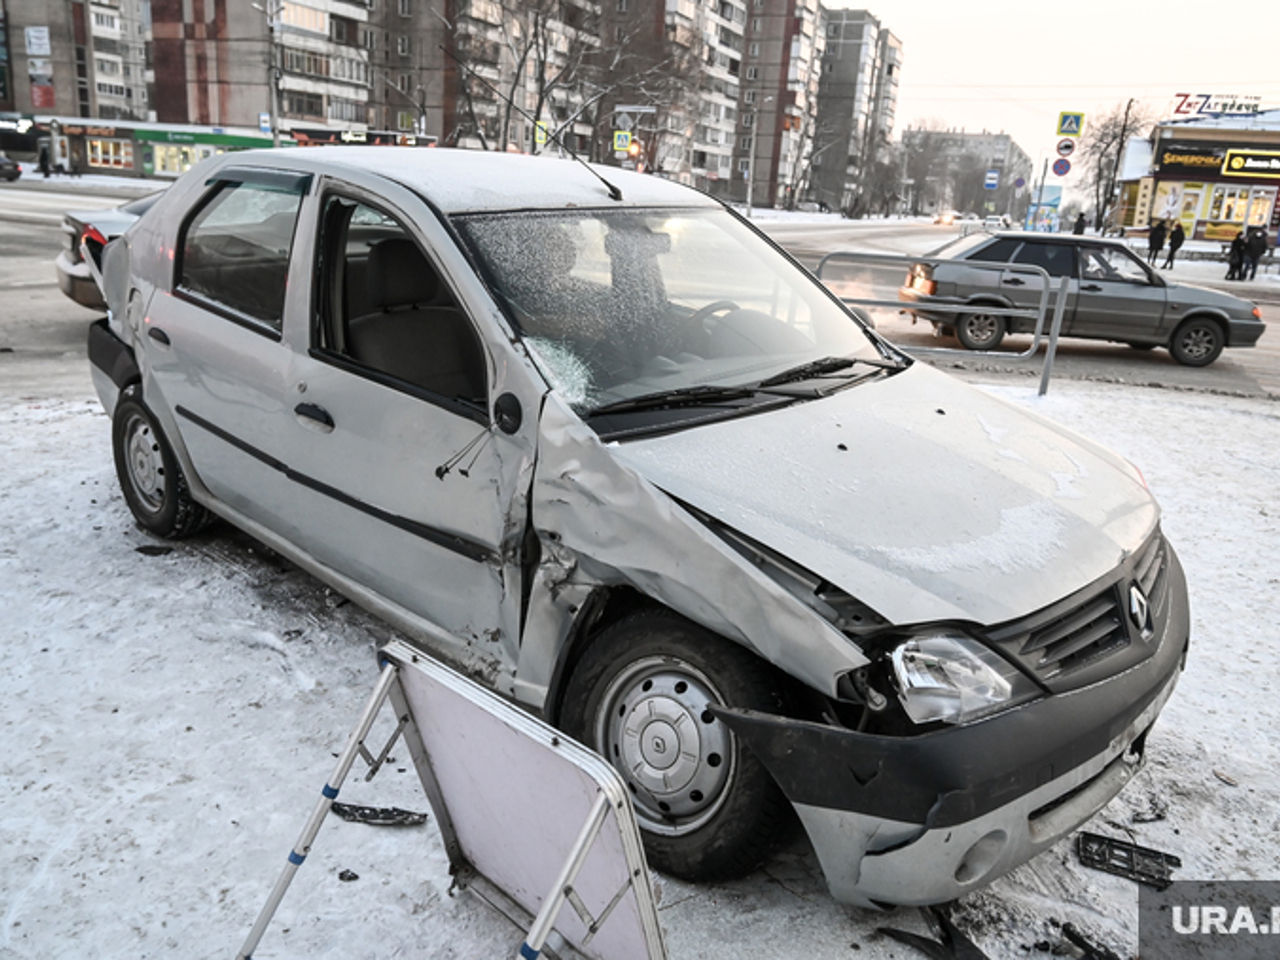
[965,238,1021,263]
[1012,241,1076,278]
[177,171,310,332]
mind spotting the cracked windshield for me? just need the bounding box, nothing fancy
[456,207,884,412]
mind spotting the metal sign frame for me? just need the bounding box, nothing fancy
[237,641,666,960]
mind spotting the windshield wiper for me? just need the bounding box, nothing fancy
[755,355,904,388]
[587,384,763,417]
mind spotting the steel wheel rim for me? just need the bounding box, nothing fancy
[1181,326,1214,360]
[965,314,999,345]
[595,657,735,837]
[122,412,165,514]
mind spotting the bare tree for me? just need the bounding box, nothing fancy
[1079,100,1153,229]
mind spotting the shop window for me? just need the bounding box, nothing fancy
[87,138,134,169]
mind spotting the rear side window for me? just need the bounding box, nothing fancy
[1012,241,1076,278]
[178,175,308,331]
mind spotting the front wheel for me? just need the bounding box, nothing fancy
[560,609,796,881]
[112,386,211,538]
[1169,318,1224,367]
[955,310,1005,351]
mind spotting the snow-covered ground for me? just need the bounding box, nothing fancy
[3,373,1278,959]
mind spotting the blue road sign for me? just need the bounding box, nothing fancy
[984,169,1000,189]
[1057,112,1085,136]
[1052,158,1072,177]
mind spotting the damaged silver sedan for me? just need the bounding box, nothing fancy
[88,148,1189,908]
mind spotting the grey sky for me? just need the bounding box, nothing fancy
[832,1,1280,180]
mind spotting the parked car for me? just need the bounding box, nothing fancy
[55,192,163,309]
[88,149,1188,908]
[982,215,1010,230]
[899,231,1265,365]
[0,153,20,182]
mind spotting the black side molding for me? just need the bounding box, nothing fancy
[88,318,140,390]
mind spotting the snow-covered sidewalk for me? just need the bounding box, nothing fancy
[2,379,1278,959]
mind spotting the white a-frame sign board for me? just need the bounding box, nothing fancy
[237,639,667,960]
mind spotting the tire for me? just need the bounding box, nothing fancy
[112,386,211,538]
[560,609,796,881]
[1169,318,1224,367]
[955,309,1005,351]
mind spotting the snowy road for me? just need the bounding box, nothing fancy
[2,187,1279,959]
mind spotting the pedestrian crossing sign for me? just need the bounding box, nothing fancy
[613,130,632,152]
[1057,112,1084,137]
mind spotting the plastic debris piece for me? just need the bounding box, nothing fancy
[1075,831,1181,890]
[337,869,359,882]
[1061,923,1123,960]
[878,906,990,960]
[1212,769,1239,787]
[329,801,429,827]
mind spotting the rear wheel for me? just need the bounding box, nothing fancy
[112,386,211,538]
[560,609,796,881]
[1169,318,1224,367]
[956,310,1005,351]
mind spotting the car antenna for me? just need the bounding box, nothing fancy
[439,45,623,202]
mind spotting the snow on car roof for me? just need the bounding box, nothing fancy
[222,146,717,214]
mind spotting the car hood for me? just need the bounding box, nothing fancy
[1164,279,1255,313]
[609,364,1158,627]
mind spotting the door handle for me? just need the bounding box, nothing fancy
[1002,277,1025,286]
[294,402,335,434]
[147,326,171,345]
[1082,284,1103,292]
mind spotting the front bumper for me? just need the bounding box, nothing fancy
[1225,316,1266,348]
[717,547,1189,907]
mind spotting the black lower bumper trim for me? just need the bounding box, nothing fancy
[715,547,1189,829]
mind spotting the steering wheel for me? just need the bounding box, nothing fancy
[688,300,741,329]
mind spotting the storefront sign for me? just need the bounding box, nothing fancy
[1155,141,1229,176]
[23,26,50,57]
[1172,93,1261,117]
[27,56,53,109]
[1222,149,1280,180]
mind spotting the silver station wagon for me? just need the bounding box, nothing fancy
[89,148,1189,907]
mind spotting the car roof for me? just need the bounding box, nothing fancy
[986,230,1126,248]
[204,147,717,215]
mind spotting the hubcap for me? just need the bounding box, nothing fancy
[966,315,998,345]
[1182,328,1213,359]
[123,413,165,513]
[596,658,734,836]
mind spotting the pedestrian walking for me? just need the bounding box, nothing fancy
[1073,213,1087,235]
[1147,220,1167,265]
[37,144,50,179]
[1163,222,1185,269]
[1226,231,1246,280]
[1245,227,1268,280]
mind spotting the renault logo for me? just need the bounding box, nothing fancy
[1129,584,1152,638]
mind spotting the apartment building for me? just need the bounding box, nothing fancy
[812,7,900,214]
[150,0,370,138]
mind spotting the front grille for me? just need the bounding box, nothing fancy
[1018,589,1127,678]
[986,528,1170,692]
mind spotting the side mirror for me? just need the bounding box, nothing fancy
[494,392,523,435]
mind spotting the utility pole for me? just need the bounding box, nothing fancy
[745,95,773,218]
[1099,97,1135,232]
[253,0,282,147]
[1029,156,1048,230]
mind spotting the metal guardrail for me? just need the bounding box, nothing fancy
[815,251,1071,395]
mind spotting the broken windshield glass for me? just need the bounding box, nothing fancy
[454,207,885,416]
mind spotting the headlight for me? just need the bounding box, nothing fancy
[890,633,1039,725]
